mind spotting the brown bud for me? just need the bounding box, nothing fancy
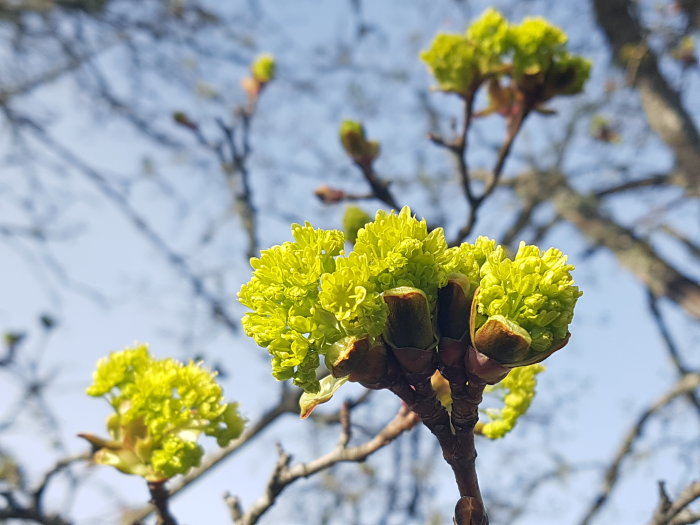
[465,345,510,385]
[314,184,346,204]
[438,273,472,340]
[240,76,262,100]
[172,111,198,130]
[383,287,435,350]
[383,287,437,375]
[472,315,531,366]
[325,336,388,385]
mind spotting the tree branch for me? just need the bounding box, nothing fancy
[593,0,700,196]
[578,373,700,525]
[230,405,419,525]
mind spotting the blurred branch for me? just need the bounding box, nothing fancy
[147,481,178,525]
[646,291,700,414]
[678,0,700,32]
[32,452,90,516]
[650,480,700,525]
[228,405,419,525]
[14,113,240,334]
[529,171,700,319]
[594,173,678,198]
[578,373,700,525]
[593,0,700,196]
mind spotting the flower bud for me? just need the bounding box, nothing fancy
[251,53,276,84]
[438,273,472,340]
[471,314,531,365]
[172,111,198,130]
[314,184,346,204]
[324,335,387,384]
[383,287,437,374]
[339,120,381,165]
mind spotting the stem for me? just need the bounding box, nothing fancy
[451,105,530,245]
[147,481,178,525]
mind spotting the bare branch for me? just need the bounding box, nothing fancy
[593,0,700,196]
[650,480,700,525]
[232,405,420,525]
[578,373,700,525]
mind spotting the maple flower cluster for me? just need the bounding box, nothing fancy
[81,344,245,481]
[238,208,582,409]
[420,8,590,103]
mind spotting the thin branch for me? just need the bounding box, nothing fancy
[650,480,700,525]
[15,114,240,334]
[32,452,90,515]
[231,405,420,525]
[578,373,700,525]
[593,0,700,196]
[646,290,700,414]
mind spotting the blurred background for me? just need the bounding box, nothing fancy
[0,0,698,524]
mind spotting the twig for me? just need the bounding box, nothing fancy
[14,115,240,334]
[451,106,528,245]
[147,481,178,525]
[578,373,700,525]
[650,480,700,525]
[32,452,90,515]
[646,290,700,414]
[231,405,420,525]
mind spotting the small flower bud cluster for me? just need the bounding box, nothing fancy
[339,120,381,167]
[81,344,245,481]
[241,53,276,99]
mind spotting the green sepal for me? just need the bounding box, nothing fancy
[299,375,349,420]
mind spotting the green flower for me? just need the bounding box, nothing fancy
[420,32,479,95]
[466,8,510,74]
[508,17,591,98]
[420,9,510,95]
[251,53,276,83]
[353,207,451,306]
[238,223,345,392]
[481,364,545,439]
[444,235,498,293]
[81,344,245,481]
[472,242,582,365]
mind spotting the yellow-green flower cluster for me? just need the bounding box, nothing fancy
[251,53,276,83]
[240,207,451,393]
[420,8,590,100]
[239,224,345,391]
[420,9,508,95]
[509,17,590,96]
[83,344,245,481]
[481,364,544,439]
[239,207,581,394]
[474,242,582,357]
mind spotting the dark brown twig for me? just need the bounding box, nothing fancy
[147,481,178,525]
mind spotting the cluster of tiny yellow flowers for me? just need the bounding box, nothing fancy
[82,344,244,481]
